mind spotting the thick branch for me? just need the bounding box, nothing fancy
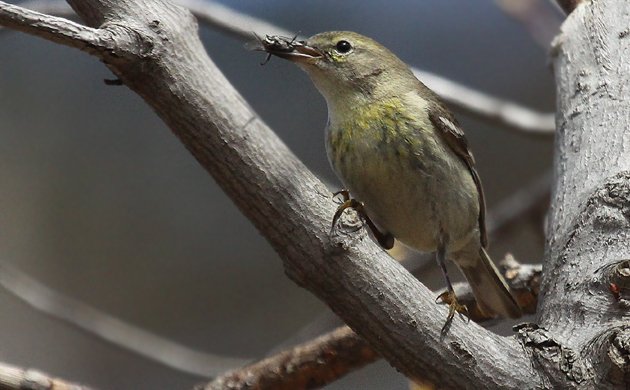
[0,0,538,387]
[201,256,542,390]
[532,1,630,388]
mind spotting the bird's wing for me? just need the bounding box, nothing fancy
[428,104,488,248]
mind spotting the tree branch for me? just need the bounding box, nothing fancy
[200,255,543,390]
[0,1,114,55]
[197,327,376,390]
[532,1,630,387]
[0,0,538,387]
[0,361,93,390]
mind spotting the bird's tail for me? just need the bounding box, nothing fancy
[459,247,522,319]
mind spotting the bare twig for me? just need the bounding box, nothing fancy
[184,0,293,40]
[3,0,555,135]
[0,261,251,377]
[0,360,93,390]
[199,256,542,390]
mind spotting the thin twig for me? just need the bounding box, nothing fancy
[0,360,93,390]
[2,0,555,135]
[199,256,542,390]
[0,261,251,377]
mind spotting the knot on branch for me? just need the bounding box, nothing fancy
[515,323,589,385]
[606,326,630,385]
[562,171,630,252]
[71,2,199,66]
[328,209,369,253]
[97,22,155,61]
[591,172,630,230]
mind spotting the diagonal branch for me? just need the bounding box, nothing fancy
[0,1,539,388]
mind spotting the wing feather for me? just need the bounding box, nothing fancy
[428,104,488,248]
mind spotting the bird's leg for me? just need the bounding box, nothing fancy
[331,190,394,250]
[435,237,469,335]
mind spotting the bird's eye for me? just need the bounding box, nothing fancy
[335,40,353,54]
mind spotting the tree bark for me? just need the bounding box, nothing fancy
[530,1,630,387]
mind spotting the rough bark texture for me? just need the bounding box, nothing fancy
[534,1,630,388]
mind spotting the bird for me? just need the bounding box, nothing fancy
[258,31,521,320]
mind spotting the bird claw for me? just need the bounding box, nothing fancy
[437,291,470,336]
[332,189,350,204]
[330,190,394,249]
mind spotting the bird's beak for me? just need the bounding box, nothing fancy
[254,35,323,63]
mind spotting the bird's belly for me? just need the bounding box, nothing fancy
[328,130,479,253]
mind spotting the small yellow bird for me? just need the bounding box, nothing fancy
[260,31,521,319]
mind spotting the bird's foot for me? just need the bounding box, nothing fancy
[437,290,470,336]
[331,190,394,250]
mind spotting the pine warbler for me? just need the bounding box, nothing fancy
[260,31,521,319]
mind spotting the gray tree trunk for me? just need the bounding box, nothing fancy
[532,1,630,387]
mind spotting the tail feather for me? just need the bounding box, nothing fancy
[459,248,521,319]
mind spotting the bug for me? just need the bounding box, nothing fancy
[249,33,306,65]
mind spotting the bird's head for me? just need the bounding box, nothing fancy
[260,31,417,108]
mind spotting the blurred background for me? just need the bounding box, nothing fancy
[0,0,560,388]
